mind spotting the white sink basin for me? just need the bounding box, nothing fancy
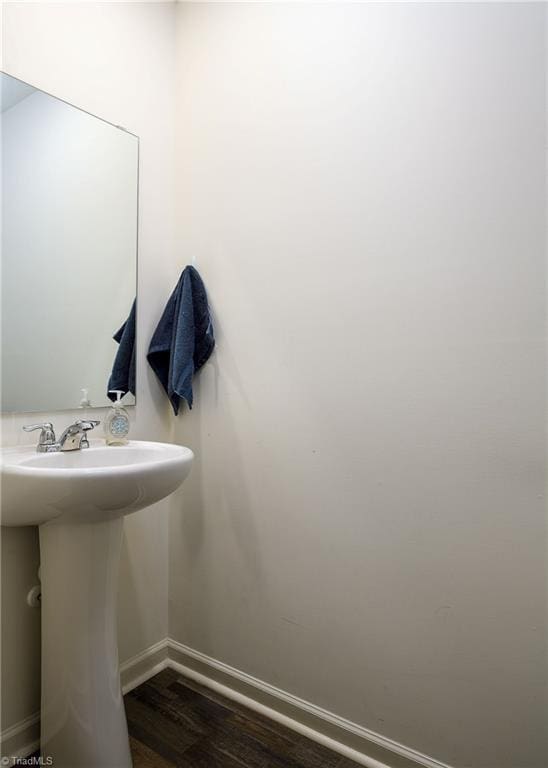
[0,439,193,768]
[1,440,193,525]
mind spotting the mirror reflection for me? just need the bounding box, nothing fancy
[1,72,138,413]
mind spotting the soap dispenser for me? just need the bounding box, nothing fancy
[105,390,130,445]
[80,388,91,408]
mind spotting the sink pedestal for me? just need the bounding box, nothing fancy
[40,518,132,768]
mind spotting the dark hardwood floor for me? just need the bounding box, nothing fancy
[126,669,358,768]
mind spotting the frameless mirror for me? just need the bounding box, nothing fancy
[1,72,138,413]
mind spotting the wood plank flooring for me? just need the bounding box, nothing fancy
[126,669,358,768]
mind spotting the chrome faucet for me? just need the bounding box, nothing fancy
[58,420,101,451]
[23,420,100,453]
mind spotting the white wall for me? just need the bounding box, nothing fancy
[1,0,177,732]
[170,4,547,768]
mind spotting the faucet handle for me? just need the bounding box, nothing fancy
[22,422,56,450]
[75,420,100,431]
[23,421,54,434]
[74,419,100,450]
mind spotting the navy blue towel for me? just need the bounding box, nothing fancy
[147,266,215,414]
[107,299,136,400]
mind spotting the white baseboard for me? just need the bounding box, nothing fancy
[120,637,169,694]
[1,637,453,768]
[167,639,453,768]
[0,712,40,760]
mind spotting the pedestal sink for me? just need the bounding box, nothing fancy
[1,440,193,768]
